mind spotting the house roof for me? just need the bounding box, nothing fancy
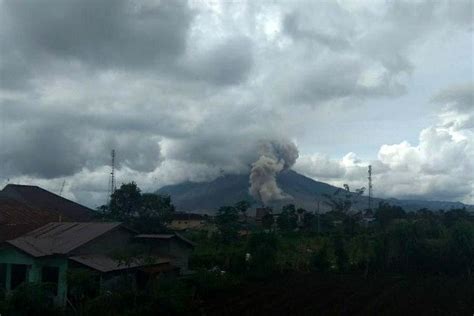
[69,254,170,273]
[135,233,196,247]
[6,222,122,257]
[0,184,94,221]
[172,212,206,221]
[0,198,65,242]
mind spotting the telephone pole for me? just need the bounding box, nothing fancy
[368,165,373,211]
[110,149,116,198]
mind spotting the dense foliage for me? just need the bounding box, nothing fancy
[99,182,175,233]
[1,188,473,315]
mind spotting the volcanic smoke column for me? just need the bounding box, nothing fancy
[249,140,299,205]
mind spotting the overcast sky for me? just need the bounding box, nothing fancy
[0,0,472,208]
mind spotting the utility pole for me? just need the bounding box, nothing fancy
[109,149,116,201]
[368,165,373,211]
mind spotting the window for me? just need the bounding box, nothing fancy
[42,266,59,296]
[11,264,28,290]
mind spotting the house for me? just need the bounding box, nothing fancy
[168,212,207,231]
[0,222,194,305]
[0,198,63,242]
[134,233,196,274]
[0,184,94,221]
[0,184,95,242]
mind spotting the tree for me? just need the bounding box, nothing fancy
[261,213,275,230]
[105,182,175,233]
[235,200,251,231]
[132,193,175,233]
[323,184,365,214]
[235,200,251,217]
[448,221,474,277]
[109,182,142,219]
[277,204,298,231]
[215,206,240,244]
[375,202,406,230]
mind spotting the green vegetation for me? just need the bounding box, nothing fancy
[1,183,473,315]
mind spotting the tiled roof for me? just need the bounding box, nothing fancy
[0,198,65,242]
[1,184,94,221]
[7,222,122,257]
[69,254,170,273]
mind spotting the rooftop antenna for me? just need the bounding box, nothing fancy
[368,165,373,211]
[110,149,116,198]
[58,180,66,196]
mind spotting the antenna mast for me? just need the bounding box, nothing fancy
[110,149,116,197]
[58,180,66,196]
[368,165,373,211]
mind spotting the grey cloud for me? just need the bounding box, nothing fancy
[0,0,193,90]
[0,0,472,207]
[283,12,351,51]
[432,84,474,112]
[183,36,254,86]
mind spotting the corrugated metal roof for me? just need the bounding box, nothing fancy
[135,233,196,247]
[7,222,122,257]
[135,234,174,239]
[0,198,65,242]
[0,184,94,221]
[69,254,170,273]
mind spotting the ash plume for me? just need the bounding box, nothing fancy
[249,140,299,205]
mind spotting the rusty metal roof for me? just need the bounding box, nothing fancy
[0,184,94,221]
[69,254,170,273]
[0,198,65,242]
[7,222,122,257]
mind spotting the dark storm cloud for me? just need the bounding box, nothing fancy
[2,0,192,70]
[0,0,472,206]
[184,36,254,86]
[0,119,163,179]
[0,0,196,94]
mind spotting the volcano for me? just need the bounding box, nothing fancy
[156,170,471,214]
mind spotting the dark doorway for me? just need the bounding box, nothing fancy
[42,266,59,296]
[0,264,6,289]
[11,264,28,290]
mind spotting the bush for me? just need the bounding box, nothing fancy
[2,283,62,316]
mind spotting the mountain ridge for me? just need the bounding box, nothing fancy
[157,170,473,214]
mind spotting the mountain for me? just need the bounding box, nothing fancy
[157,170,473,214]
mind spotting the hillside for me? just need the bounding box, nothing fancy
[157,170,472,214]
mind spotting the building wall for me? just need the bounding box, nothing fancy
[0,246,68,305]
[138,238,193,273]
[169,219,205,230]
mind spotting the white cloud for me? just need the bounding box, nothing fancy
[295,87,474,204]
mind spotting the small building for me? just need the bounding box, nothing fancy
[134,233,196,274]
[168,212,207,231]
[255,207,272,225]
[0,222,194,305]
